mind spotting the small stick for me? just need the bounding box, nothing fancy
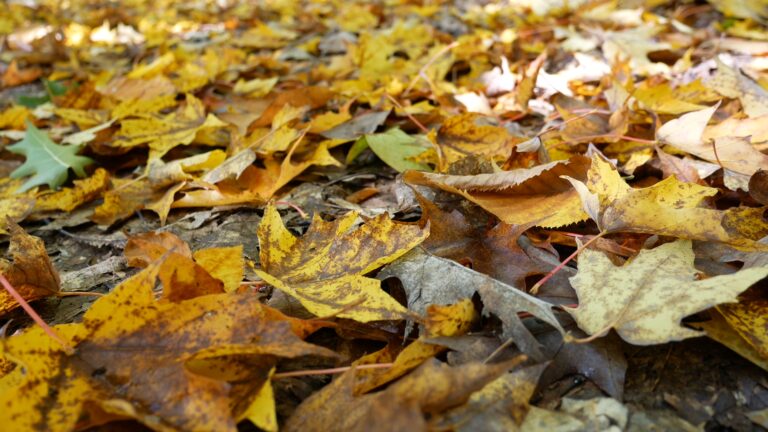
[530,231,606,295]
[0,274,74,354]
[272,362,394,379]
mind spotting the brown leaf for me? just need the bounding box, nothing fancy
[248,86,334,130]
[284,358,523,432]
[405,155,591,228]
[124,231,192,268]
[0,221,60,315]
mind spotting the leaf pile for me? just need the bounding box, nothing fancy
[1,0,768,430]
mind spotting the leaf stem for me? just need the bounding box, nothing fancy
[530,231,606,295]
[0,274,74,354]
[272,362,394,379]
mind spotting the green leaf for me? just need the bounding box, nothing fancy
[8,121,94,192]
[15,80,68,108]
[359,128,431,172]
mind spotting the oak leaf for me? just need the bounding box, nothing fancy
[8,121,93,193]
[253,204,428,322]
[566,240,768,345]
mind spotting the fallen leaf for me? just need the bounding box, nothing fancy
[566,240,768,344]
[1,60,42,88]
[33,168,109,212]
[569,155,768,249]
[248,86,334,130]
[658,103,768,176]
[284,358,522,432]
[0,221,60,315]
[707,57,768,118]
[254,203,427,321]
[320,110,389,140]
[0,262,334,432]
[379,248,564,360]
[354,299,477,394]
[8,121,93,192]
[430,364,547,431]
[113,94,227,161]
[436,113,516,165]
[124,231,193,268]
[350,128,431,172]
[404,156,591,228]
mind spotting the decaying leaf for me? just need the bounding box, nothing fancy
[405,156,591,228]
[566,240,768,345]
[0,262,334,432]
[33,168,110,212]
[0,221,60,315]
[568,155,768,249]
[284,358,523,432]
[380,248,564,360]
[254,204,427,321]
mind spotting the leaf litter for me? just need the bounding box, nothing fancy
[1,0,768,431]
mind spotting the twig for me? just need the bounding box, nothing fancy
[0,274,74,354]
[272,362,394,379]
[530,231,606,295]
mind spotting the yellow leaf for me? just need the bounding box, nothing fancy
[126,52,176,79]
[633,79,717,115]
[566,240,768,345]
[436,113,517,166]
[233,77,279,97]
[253,203,427,321]
[576,155,768,249]
[114,94,227,161]
[0,106,31,129]
[242,369,278,432]
[34,168,110,212]
[194,245,244,293]
[355,299,476,394]
[707,57,768,118]
[0,263,333,432]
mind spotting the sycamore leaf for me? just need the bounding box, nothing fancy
[0,221,60,315]
[379,248,564,361]
[253,204,428,322]
[565,240,768,345]
[0,262,334,432]
[404,156,591,228]
[8,121,93,192]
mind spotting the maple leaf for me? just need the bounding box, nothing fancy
[566,155,768,249]
[697,300,768,371]
[566,240,768,345]
[8,121,93,193]
[253,204,428,322]
[0,221,60,315]
[0,262,334,432]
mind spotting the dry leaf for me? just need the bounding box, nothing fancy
[254,203,427,321]
[566,240,768,344]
